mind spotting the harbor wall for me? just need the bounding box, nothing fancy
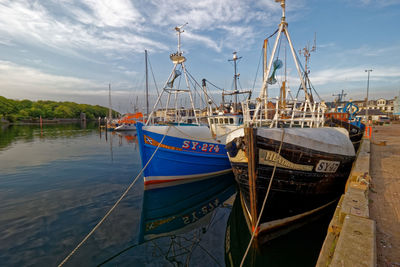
[316,139,376,267]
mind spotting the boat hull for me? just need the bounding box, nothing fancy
[226,127,356,243]
[136,123,232,188]
[139,173,235,242]
[325,117,364,152]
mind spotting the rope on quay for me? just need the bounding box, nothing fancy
[239,129,285,267]
[58,126,171,267]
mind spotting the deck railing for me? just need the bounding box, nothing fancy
[242,97,326,128]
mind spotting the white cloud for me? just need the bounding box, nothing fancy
[351,0,400,7]
[184,31,221,52]
[0,60,103,96]
[0,0,167,56]
[79,0,144,28]
[310,66,400,86]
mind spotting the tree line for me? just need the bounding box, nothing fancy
[0,96,119,122]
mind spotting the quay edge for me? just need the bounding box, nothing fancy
[316,138,376,267]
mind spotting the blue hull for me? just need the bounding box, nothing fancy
[136,123,232,187]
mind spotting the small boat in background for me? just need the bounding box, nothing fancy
[114,112,144,131]
[114,123,136,131]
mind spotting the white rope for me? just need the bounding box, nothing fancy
[58,126,171,267]
[240,128,285,267]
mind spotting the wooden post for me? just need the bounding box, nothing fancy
[263,38,268,82]
[245,127,258,236]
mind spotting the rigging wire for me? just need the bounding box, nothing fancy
[204,79,224,91]
[251,48,263,93]
[147,55,163,106]
[186,70,218,108]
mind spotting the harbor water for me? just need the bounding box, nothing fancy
[0,123,332,266]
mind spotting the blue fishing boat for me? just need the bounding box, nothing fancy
[137,123,232,187]
[136,25,246,188]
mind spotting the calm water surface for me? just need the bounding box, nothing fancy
[0,123,331,266]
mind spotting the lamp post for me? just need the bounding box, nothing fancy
[365,69,372,123]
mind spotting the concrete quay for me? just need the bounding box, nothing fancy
[317,124,400,266]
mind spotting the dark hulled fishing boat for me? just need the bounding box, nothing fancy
[325,101,365,152]
[225,0,356,244]
[226,127,355,243]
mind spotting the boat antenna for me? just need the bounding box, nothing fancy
[175,22,188,54]
[228,51,242,113]
[298,32,316,75]
[298,33,317,101]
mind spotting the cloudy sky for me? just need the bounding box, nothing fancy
[0,0,399,112]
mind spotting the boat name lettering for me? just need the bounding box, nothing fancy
[316,160,340,173]
[182,199,220,225]
[181,140,220,153]
[259,149,313,171]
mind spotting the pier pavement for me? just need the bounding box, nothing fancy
[370,124,400,266]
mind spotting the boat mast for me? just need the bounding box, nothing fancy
[145,23,199,125]
[228,52,242,113]
[145,50,149,121]
[108,83,112,121]
[298,33,317,102]
[252,0,311,123]
[260,0,311,101]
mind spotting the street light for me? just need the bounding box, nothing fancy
[365,69,372,123]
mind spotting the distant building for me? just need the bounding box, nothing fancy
[328,97,397,115]
[356,109,388,122]
[394,96,400,115]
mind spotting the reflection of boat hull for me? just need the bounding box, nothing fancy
[139,173,235,242]
[115,123,136,131]
[226,127,355,243]
[225,193,336,266]
[136,123,232,187]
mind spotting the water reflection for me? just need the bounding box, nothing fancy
[0,124,332,266]
[0,124,143,266]
[225,192,334,267]
[0,123,97,151]
[100,175,236,266]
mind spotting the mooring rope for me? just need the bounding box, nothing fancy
[58,126,171,267]
[239,128,285,267]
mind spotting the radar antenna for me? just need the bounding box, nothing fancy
[175,22,188,53]
[298,32,316,74]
